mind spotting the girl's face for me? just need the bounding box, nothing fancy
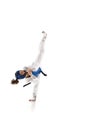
[27,68,32,75]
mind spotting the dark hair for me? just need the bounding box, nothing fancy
[11,79,19,84]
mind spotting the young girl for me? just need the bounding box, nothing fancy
[11,31,47,101]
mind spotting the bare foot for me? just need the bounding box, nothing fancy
[29,99,36,102]
[29,96,36,102]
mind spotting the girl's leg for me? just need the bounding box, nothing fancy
[31,31,47,69]
[29,78,39,102]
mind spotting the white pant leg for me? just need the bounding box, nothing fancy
[31,32,47,69]
[32,77,40,98]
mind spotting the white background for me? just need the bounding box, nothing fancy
[0,0,87,130]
